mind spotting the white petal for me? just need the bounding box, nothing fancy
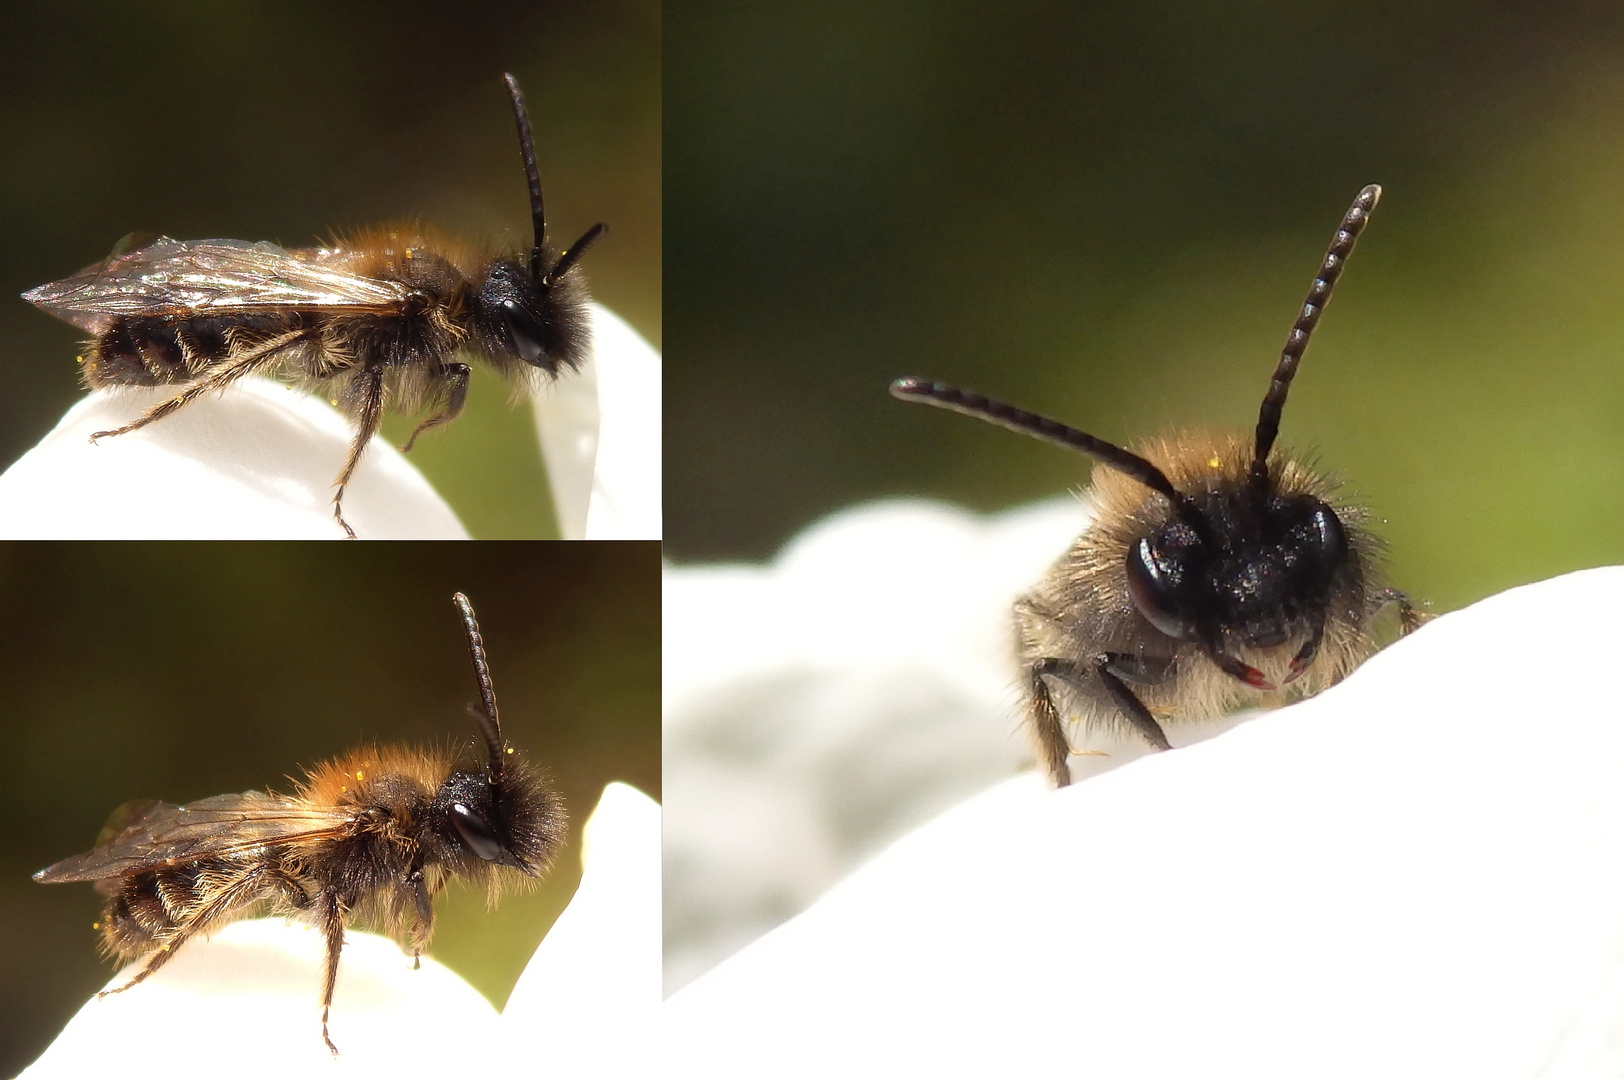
[666,567,1624,1076]
[532,304,662,540]
[20,919,496,1077]
[0,376,465,539]
[663,498,1087,989]
[505,783,662,1075]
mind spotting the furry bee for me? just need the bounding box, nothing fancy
[892,185,1421,787]
[33,592,565,1053]
[22,74,604,538]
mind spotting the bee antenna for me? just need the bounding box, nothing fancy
[1252,184,1381,484]
[545,222,608,286]
[453,592,505,778]
[502,73,547,282]
[890,378,1191,510]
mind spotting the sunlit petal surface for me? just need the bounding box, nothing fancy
[0,376,465,539]
[534,304,662,540]
[663,498,1090,991]
[504,782,661,1074]
[667,567,1624,1076]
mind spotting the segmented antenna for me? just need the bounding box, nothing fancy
[1251,184,1381,482]
[453,592,505,778]
[502,73,547,282]
[889,378,1186,506]
[546,222,608,286]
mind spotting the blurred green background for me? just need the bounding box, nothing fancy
[667,1,1624,612]
[0,542,659,1073]
[0,1,660,539]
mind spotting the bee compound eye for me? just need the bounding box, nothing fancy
[499,299,547,364]
[449,803,504,862]
[1304,502,1348,571]
[1126,536,1194,640]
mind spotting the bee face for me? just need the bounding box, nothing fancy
[1129,491,1351,657]
[474,254,591,375]
[430,765,553,876]
[894,185,1424,785]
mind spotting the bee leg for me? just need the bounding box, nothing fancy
[400,364,470,453]
[99,864,272,998]
[88,329,312,442]
[1027,658,1082,787]
[1375,587,1426,635]
[331,364,386,540]
[1095,653,1175,752]
[316,889,348,1055]
[405,867,434,970]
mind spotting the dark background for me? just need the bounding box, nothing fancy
[0,1,660,539]
[0,542,660,1073]
[667,1,1624,613]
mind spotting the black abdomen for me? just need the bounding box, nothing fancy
[84,314,303,387]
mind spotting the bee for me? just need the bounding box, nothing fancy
[33,592,565,1053]
[892,184,1422,787]
[22,74,604,538]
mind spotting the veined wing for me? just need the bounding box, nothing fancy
[33,791,354,883]
[23,236,412,334]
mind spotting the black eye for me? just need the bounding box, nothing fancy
[1126,536,1194,640]
[449,802,504,862]
[500,299,546,364]
[1304,503,1348,571]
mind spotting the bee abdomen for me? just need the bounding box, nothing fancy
[98,856,280,958]
[83,314,296,388]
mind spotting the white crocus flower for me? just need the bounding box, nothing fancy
[666,500,1624,1075]
[0,303,660,539]
[19,782,659,1078]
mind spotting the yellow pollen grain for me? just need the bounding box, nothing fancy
[1207,456,1221,469]
[92,922,100,930]
[74,355,84,365]
[355,771,364,781]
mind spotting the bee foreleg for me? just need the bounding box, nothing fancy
[405,867,434,968]
[1028,658,1086,787]
[98,862,275,999]
[1375,588,1426,635]
[88,329,313,443]
[1094,653,1175,753]
[399,364,470,453]
[331,364,386,540]
[316,889,348,1055]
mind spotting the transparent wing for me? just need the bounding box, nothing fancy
[22,236,412,334]
[33,791,353,883]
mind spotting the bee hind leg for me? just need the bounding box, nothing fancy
[400,364,470,453]
[98,864,275,999]
[88,329,312,443]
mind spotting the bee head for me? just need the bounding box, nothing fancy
[1127,490,1352,687]
[891,186,1383,690]
[476,74,605,376]
[432,762,562,877]
[477,257,591,375]
[434,594,566,879]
